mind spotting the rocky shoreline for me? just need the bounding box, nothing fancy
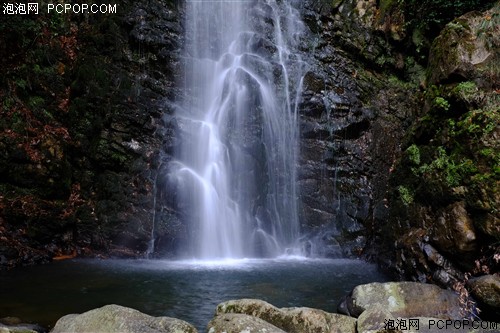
[2,281,499,333]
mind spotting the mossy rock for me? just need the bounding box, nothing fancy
[427,7,499,87]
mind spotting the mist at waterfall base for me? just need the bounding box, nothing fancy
[169,0,308,259]
[0,258,388,331]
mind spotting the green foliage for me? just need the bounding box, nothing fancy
[11,111,24,132]
[2,96,14,110]
[398,185,414,206]
[48,11,65,32]
[0,16,42,48]
[454,81,477,100]
[15,79,28,90]
[450,81,484,107]
[448,106,500,139]
[406,144,420,165]
[415,147,477,187]
[28,96,45,109]
[434,96,450,111]
[379,0,397,17]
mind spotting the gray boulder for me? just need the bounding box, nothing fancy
[215,299,356,333]
[340,282,462,319]
[50,304,197,333]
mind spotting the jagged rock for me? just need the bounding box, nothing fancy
[51,304,197,333]
[216,299,356,333]
[207,313,286,333]
[341,282,462,319]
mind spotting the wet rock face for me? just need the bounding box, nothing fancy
[297,0,417,256]
[1,0,399,264]
[92,0,183,256]
[119,1,184,258]
[298,1,368,256]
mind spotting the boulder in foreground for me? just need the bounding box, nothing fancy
[340,281,462,319]
[51,304,197,333]
[215,298,356,333]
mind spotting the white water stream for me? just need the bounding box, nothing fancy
[172,0,307,259]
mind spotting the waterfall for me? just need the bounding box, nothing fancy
[171,0,307,259]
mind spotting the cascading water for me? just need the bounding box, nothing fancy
[171,0,307,259]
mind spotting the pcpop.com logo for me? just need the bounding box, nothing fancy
[47,3,117,14]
